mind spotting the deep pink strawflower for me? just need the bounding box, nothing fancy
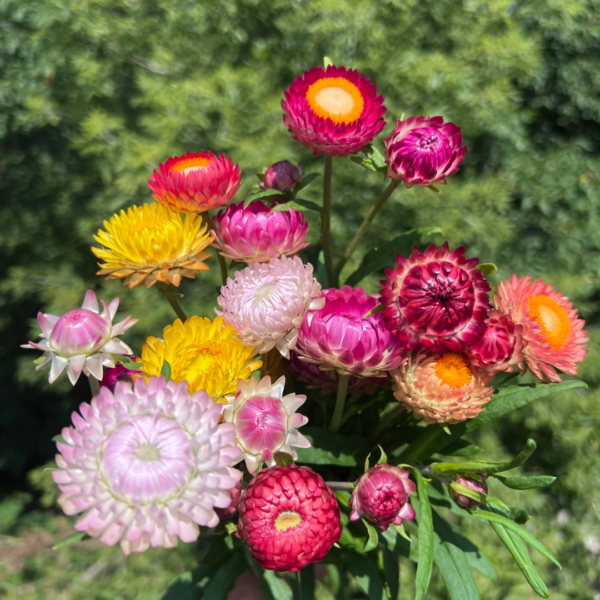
[451,474,488,509]
[260,161,302,193]
[384,116,467,188]
[295,286,403,378]
[349,463,416,530]
[380,243,491,353]
[282,65,386,156]
[211,201,309,263]
[237,465,341,572]
[100,358,140,392]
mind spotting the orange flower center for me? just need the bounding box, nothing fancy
[306,77,364,124]
[433,352,472,390]
[275,511,302,532]
[527,295,571,350]
[172,156,211,176]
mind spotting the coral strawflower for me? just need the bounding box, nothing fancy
[52,376,242,554]
[141,316,262,400]
[282,65,386,156]
[392,350,494,424]
[92,203,214,289]
[380,243,491,353]
[494,275,588,382]
[148,151,242,214]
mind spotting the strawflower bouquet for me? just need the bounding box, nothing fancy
[23,61,588,599]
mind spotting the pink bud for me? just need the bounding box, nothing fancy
[260,161,301,193]
[215,481,242,522]
[450,474,488,508]
[48,309,112,357]
[234,395,288,456]
[349,463,416,530]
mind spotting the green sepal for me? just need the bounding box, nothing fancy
[273,451,294,466]
[394,523,411,542]
[362,518,379,552]
[377,445,388,464]
[161,360,171,382]
[476,263,498,275]
[323,56,333,68]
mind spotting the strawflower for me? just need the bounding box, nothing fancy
[100,358,141,392]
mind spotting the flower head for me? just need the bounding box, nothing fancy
[392,350,494,424]
[237,465,341,571]
[100,358,141,392]
[141,316,262,400]
[384,116,467,188]
[222,375,311,473]
[295,286,403,378]
[148,151,242,214]
[349,464,416,530]
[52,376,242,554]
[494,275,588,382]
[282,65,386,156]
[22,291,137,385]
[92,203,213,289]
[380,243,491,353]
[217,256,325,357]
[211,201,309,263]
[450,474,488,509]
[260,161,302,193]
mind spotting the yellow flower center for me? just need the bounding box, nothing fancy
[275,511,302,532]
[527,295,571,350]
[433,352,472,390]
[172,156,211,176]
[306,77,364,124]
[170,346,221,389]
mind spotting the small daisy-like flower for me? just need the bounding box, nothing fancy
[494,275,588,382]
[222,375,311,474]
[216,256,325,358]
[148,151,242,214]
[392,350,494,424]
[141,316,262,400]
[22,290,137,385]
[52,376,242,555]
[92,203,214,289]
[282,65,386,156]
[380,243,491,353]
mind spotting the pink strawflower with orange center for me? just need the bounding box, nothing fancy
[384,116,467,188]
[148,151,242,214]
[380,243,491,353]
[237,465,342,572]
[392,350,494,424]
[211,201,309,263]
[494,275,588,383]
[282,65,386,156]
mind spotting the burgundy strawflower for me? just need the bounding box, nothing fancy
[260,161,302,193]
[380,243,492,353]
[237,465,341,572]
[99,358,140,392]
[349,463,416,530]
[451,474,488,509]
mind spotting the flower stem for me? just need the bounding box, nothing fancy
[88,375,100,397]
[217,253,228,286]
[329,374,350,431]
[158,282,188,322]
[368,403,408,443]
[334,179,401,279]
[321,154,336,287]
[325,481,353,492]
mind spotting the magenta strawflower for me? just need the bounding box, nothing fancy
[349,463,416,530]
[216,255,325,357]
[451,474,488,509]
[380,243,491,353]
[211,201,309,263]
[52,376,242,554]
[384,116,467,188]
[22,290,137,385]
[99,358,140,392]
[148,151,242,214]
[260,161,302,193]
[237,465,341,571]
[222,375,311,474]
[295,286,403,378]
[282,64,386,156]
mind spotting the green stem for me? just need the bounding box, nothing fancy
[88,375,100,397]
[329,374,350,431]
[217,252,228,286]
[321,154,335,287]
[368,403,408,443]
[158,282,188,322]
[334,179,401,278]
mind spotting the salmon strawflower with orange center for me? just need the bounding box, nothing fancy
[494,275,588,382]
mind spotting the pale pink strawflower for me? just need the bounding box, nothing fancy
[211,201,309,263]
[295,286,403,378]
[392,350,494,424]
[349,464,416,530]
[494,275,588,383]
[450,474,488,509]
[22,290,137,385]
[215,481,242,522]
[260,161,302,193]
[216,255,325,357]
[380,243,491,354]
[222,375,311,474]
[384,116,467,188]
[52,376,242,555]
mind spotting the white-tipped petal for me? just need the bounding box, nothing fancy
[81,290,99,313]
[49,356,69,383]
[86,354,104,380]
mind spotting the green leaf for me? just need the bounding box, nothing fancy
[244,188,283,204]
[315,250,328,288]
[439,439,484,457]
[114,355,141,370]
[273,452,294,466]
[382,547,401,600]
[377,445,388,464]
[345,227,443,286]
[161,360,171,382]
[51,434,66,444]
[202,551,247,600]
[345,550,387,600]
[448,483,510,512]
[323,56,333,68]
[362,519,379,552]
[274,198,325,214]
[476,263,498,275]
[293,173,320,194]
[262,570,293,600]
[52,531,87,550]
[411,468,434,600]
[295,427,369,467]
[350,144,388,174]
[380,526,412,559]
[493,474,557,490]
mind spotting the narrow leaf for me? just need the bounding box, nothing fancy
[382,547,401,600]
[295,427,369,467]
[262,570,293,600]
[202,551,247,600]
[161,360,171,381]
[493,475,556,490]
[245,188,283,203]
[476,263,498,275]
[345,550,387,600]
[52,531,87,550]
[291,198,325,214]
[433,531,480,600]
[411,468,434,600]
[293,173,320,193]
[362,519,379,552]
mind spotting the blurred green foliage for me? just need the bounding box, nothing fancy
[1,0,599,597]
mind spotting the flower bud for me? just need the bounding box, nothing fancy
[260,161,301,193]
[450,474,488,508]
[48,308,112,357]
[100,358,140,392]
[349,463,416,530]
